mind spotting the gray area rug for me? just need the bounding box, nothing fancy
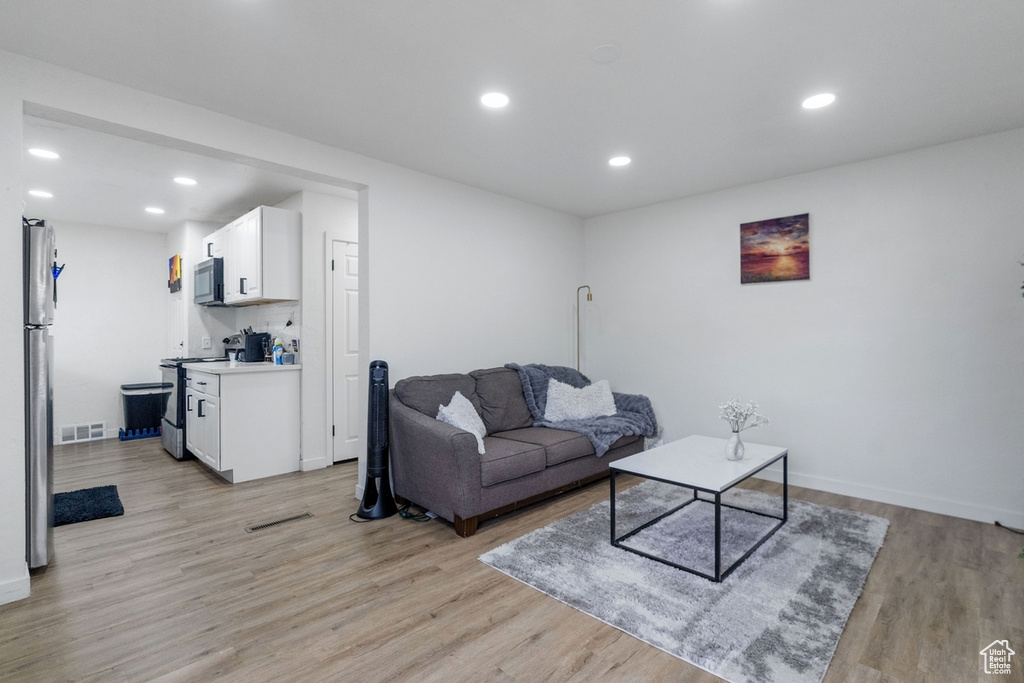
[479,481,888,683]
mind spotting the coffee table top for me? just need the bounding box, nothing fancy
[610,434,787,493]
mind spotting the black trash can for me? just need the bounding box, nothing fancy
[121,382,174,433]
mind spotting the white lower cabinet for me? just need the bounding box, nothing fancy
[185,372,220,469]
[184,364,300,483]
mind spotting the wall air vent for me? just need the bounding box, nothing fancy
[58,422,106,443]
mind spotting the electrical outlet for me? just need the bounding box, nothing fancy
[202,336,211,349]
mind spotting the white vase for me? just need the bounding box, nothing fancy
[725,432,744,460]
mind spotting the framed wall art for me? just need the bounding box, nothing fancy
[740,213,809,284]
[168,254,182,292]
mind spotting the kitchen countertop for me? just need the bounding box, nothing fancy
[182,361,301,374]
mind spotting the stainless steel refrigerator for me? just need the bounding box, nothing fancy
[24,217,56,569]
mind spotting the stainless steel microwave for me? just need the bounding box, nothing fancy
[194,257,224,305]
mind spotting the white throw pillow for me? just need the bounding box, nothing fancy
[544,378,617,422]
[436,390,487,454]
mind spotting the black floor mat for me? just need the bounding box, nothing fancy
[53,485,124,526]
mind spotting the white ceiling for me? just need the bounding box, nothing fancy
[4,1,1024,220]
[21,114,356,233]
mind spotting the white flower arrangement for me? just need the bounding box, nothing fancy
[719,398,769,433]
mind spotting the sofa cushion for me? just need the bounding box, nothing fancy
[493,427,595,467]
[479,436,546,487]
[469,367,534,434]
[395,373,483,418]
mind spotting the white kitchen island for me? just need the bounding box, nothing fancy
[182,361,301,483]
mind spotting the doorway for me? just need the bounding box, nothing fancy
[23,105,368,480]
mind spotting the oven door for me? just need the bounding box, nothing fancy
[160,363,180,426]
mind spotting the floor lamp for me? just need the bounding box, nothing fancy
[576,285,592,371]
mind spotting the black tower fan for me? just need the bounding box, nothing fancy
[356,360,398,519]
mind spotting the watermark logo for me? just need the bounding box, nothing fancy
[980,640,1015,675]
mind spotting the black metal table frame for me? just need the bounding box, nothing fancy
[610,452,787,582]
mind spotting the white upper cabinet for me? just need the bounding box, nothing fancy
[229,210,261,301]
[204,228,226,260]
[204,206,301,306]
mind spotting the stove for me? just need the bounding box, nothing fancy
[159,356,224,459]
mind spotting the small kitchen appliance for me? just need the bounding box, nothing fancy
[229,332,271,362]
[224,334,244,360]
[193,257,224,305]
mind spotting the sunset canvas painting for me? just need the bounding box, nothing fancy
[740,213,810,284]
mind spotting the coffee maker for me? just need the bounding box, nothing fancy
[225,332,271,362]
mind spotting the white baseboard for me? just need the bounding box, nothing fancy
[299,456,329,472]
[0,568,31,606]
[753,466,1024,528]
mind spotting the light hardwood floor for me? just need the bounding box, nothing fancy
[1,438,1021,682]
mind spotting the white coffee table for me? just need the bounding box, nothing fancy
[609,434,788,582]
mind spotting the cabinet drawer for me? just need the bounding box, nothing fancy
[185,370,220,397]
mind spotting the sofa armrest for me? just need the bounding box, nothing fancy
[389,393,482,523]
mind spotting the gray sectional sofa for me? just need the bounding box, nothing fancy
[389,366,645,536]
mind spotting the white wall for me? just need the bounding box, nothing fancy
[584,127,1024,527]
[272,191,359,472]
[166,221,188,356]
[0,49,584,602]
[166,219,238,358]
[185,220,236,358]
[50,221,168,437]
[371,176,585,377]
[0,90,28,604]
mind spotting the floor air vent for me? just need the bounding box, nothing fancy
[245,512,313,533]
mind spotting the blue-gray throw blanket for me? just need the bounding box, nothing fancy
[505,363,659,457]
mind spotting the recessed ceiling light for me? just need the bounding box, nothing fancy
[802,93,836,109]
[145,207,165,215]
[28,148,60,160]
[28,189,53,198]
[480,92,510,108]
[608,156,632,167]
[173,177,197,186]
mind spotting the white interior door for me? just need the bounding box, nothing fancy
[168,292,185,356]
[332,240,360,462]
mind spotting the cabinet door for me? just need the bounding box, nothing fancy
[232,210,262,302]
[202,394,221,469]
[222,217,243,302]
[204,228,226,260]
[184,388,201,457]
[190,392,219,469]
[202,231,222,260]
